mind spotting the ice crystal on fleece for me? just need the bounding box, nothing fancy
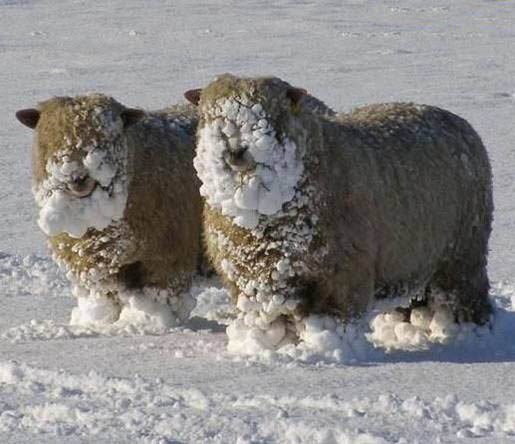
[50,219,136,290]
[205,181,324,352]
[194,98,304,229]
[34,106,128,239]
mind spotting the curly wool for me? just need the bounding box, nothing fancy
[26,94,202,326]
[193,74,493,351]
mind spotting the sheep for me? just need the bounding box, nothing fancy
[16,94,202,327]
[185,74,494,350]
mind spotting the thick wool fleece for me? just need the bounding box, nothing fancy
[26,94,202,324]
[193,74,493,344]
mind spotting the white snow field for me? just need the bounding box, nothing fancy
[1,0,515,442]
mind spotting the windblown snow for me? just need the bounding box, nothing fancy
[1,266,515,444]
[2,358,514,443]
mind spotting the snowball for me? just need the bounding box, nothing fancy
[83,149,117,186]
[300,315,345,350]
[367,304,464,351]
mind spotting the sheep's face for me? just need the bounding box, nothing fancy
[192,75,307,230]
[16,95,143,238]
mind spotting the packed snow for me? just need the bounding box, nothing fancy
[70,282,196,331]
[34,105,128,239]
[194,98,304,229]
[2,0,515,442]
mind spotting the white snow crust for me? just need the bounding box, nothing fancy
[69,283,196,332]
[1,256,515,442]
[224,296,499,364]
[3,0,515,442]
[1,349,515,442]
[34,109,128,239]
[194,98,304,229]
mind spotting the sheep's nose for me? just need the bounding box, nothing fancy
[67,174,97,198]
[72,175,87,186]
[223,147,256,172]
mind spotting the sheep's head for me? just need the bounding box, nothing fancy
[185,74,308,230]
[16,94,144,238]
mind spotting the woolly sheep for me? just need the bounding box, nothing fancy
[185,74,493,349]
[16,94,202,327]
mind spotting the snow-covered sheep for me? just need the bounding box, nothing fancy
[16,94,202,327]
[185,74,494,351]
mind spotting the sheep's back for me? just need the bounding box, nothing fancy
[319,103,492,283]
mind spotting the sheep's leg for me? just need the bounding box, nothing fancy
[431,260,491,325]
[376,283,431,322]
[342,275,375,321]
[431,233,492,325]
[117,261,145,289]
[304,261,375,322]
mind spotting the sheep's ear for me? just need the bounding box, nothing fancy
[286,87,307,105]
[184,89,202,106]
[16,108,40,129]
[120,108,145,128]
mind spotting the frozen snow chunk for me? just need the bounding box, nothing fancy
[251,103,264,116]
[60,160,79,175]
[300,315,344,350]
[410,306,432,330]
[275,259,290,274]
[70,292,121,326]
[236,294,261,313]
[84,149,105,170]
[222,121,237,137]
[227,318,288,354]
[394,322,427,347]
[429,306,459,342]
[234,180,259,210]
[117,297,177,329]
[194,100,305,230]
[367,310,431,351]
[38,185,127,238]
[233,210,259,229]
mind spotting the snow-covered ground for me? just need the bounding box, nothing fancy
[1,0,515,442]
